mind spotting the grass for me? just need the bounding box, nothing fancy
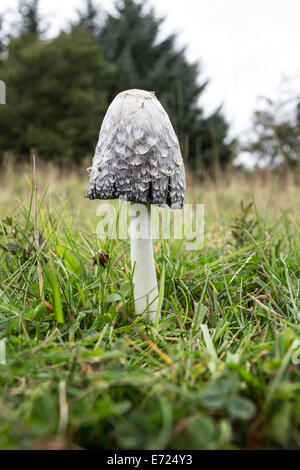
[0,163,300,450]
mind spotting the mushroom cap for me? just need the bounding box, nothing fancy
[86,89,186,209]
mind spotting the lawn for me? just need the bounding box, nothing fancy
[0,164,300,450]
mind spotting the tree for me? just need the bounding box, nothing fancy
[18,0,40,35]
[0,15,5,56]
[97,0,233,170]
[75,0,103,37]
[246,95,300,180]
[0,27,115,163]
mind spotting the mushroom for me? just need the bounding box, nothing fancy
[86,89,186,321]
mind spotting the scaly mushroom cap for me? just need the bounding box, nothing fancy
[86,89,186,208]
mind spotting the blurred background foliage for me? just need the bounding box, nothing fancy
[0,0,299,177]
[0,0,233,171]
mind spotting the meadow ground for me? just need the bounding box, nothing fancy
[0,163,300,450]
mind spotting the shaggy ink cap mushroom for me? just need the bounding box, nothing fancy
[86,89,186,208]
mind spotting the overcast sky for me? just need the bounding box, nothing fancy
[1,0,300,140]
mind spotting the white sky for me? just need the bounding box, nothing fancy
[1,0,300,141]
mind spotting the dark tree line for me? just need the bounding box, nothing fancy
[0,0,235,170]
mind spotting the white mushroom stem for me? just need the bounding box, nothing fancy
[130,203,159,321]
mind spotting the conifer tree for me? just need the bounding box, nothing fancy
[76,0,102,37]
[0,15,5,56]
[18,0,40,35]
[97,0,233,169]
[0,28,115,163]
